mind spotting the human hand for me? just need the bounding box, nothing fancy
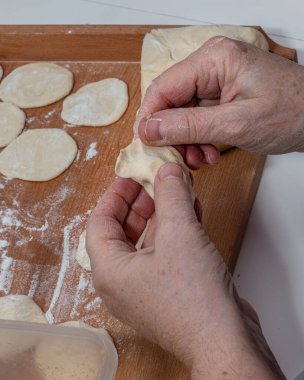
[135,37,304,165]
[86,163,284,379]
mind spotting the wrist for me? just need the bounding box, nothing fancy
[187,298,284,379]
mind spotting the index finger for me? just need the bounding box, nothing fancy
[86,178,152,267]
[134,42,222,136]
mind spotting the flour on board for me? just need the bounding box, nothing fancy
[85,142,97,161]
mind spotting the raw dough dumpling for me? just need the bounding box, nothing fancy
[141,25,269,96]
[0,65,3,82]
[0,295,47,360]
[75,231,91,271]
[0,62,73,108]
[35,321,118,380]
[0,128,77,181]
[61,78,128,126]
[0,102,26,147]
[115,139,194,201]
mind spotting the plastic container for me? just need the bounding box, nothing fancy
[0,319,118,380]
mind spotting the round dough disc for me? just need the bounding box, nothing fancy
[0,294,47,323]
[75,231,91,271]
[0,102,26,147]
[0,65,3,81]
[61,78,128,126]
[0,62,73,108]
[0,128,78,181]
[0,295,47,360]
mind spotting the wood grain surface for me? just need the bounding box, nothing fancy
[0,26,296,379]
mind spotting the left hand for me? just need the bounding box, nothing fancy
[86,163,283,379]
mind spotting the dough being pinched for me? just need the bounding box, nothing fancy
[133,25,270,179]
[0,102,25,147]
[0,62,73,108]
[61,78,128,127]
[115,139,194,201]
[0,129,77,181]
[141,25,269,96]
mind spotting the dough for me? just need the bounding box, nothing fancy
[0,295,47,323]
[0,128,77,181]
[35,321,118,380]
[75,231,91,271]
[135,25,269,174]
[61,78,128,127]
[0,65,3,82]
[60,321,115,345]
[141,25,269,96]
[0,295,47,360]
[0,62,73,108]
[0,102,26,147]
[115,139,194,201]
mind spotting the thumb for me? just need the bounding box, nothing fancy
[138,102,250,147]
[154,163,196,231]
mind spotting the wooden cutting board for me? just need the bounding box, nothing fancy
[0,26,296,379]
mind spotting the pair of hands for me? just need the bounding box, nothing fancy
[87,37,303,378]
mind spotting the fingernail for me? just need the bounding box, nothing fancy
[145,117,163,142]
[205,151,211,163]
[158,163,184,180]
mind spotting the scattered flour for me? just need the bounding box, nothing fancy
[0,240,9,249]
[27,270,40,298]
[63,123,76,129]
[70,273,90,319]
[84,296,102,311]
[44,109,56,119]
[0,254,14,294]
[26,116,35,124]
[85,142,97,161]
[45,212,91,323]
[0,207,48,234]
[75,150,81,162]
[0,208,22,229]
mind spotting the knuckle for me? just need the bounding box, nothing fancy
[147,77,161,97]
[203,35,244,54]
[179,109,201,142]
[205,35,229,47]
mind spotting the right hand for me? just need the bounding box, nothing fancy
[136,36,304,157]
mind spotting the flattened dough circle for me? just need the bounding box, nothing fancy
[0,295,47,360]
[0,102,26,147]
[0,294,47,323]
[61,78,128,126]
[0,128,78,181]
[0,62,73,108]
[35,321,117,380]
